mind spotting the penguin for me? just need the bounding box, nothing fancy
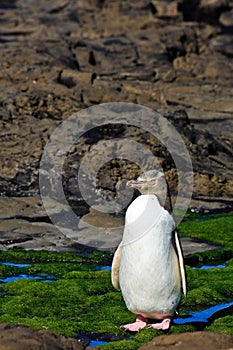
[111,169,186,331]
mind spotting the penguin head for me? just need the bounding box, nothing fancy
[127,169,172,212]
[127,169,166,195]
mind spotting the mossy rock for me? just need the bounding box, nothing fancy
[0,249,108,264]
[178,213,233,264]
[206,315,233,334]
[0,213,232,348]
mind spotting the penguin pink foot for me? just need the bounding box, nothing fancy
[148,318,171,330]
[121,315,147,331]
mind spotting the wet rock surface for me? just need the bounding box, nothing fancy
[138,331,233,350]
[0,323,83,350]
[0,196,224,253]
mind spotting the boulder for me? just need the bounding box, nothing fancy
[138,331,233,350]
[0,323,83,350]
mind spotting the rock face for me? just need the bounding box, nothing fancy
[0,323,83,350]
[0,0,233,252]
[0,0,232,203]
[138,331,233,350]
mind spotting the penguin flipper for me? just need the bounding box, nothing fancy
[174,230,187,296]
[111,241,122,290]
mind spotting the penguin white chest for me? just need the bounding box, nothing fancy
[119,195,181,316]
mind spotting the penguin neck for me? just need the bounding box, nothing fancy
[158,193,172,213]
[123,194,165,245]
[126,194,163,227]
[143,177,172,213]
[151,189,172,214]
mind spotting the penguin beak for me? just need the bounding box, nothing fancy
[126,180,144,188]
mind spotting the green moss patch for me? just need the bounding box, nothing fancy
[0,249,109,265]
[183,265,233,306]
[206,315,233,335]
[0,213,232,349]
[178,213,233,264]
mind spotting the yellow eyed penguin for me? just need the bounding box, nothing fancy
[111,170,186,331]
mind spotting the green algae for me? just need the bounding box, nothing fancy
[0,249,108,264]
[0,272,121,335]
[206,315,233,335]
[178,213,233,264]
[183,266,233,306]
[99,339,139,350]
[0,213,232,348]
[0,264,21,279]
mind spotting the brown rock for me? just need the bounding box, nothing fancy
[82,206,124,228]
[0,323,83,350]
[151,1,180,19]
[219,9,233,26]
[0,0,232,210]
[179,0,230,22]
[138,331,233,350]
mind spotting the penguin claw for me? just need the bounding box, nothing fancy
[121,321,147,332]
[148,318,171,330]
[121,315,147,331]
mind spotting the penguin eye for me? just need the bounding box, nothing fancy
[148,179,157,184]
